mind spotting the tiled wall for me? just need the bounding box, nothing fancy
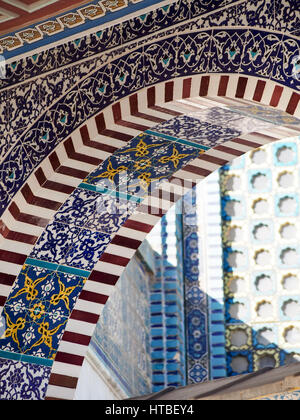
[221,137,300,375]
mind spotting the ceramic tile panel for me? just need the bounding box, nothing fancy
[0,358,51,400]
[228,105,300,126]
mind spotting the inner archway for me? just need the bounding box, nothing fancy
[1,73,300,399]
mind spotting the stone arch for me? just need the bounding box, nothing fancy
[1,74,300,400]
[0,19,300,400]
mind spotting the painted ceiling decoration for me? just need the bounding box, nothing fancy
[0,0,235,58]
[0,0,299,401]
[0,0,144,39]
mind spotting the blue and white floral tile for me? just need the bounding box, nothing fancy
[0,59,25,90]
[209,29,244,74]
[0,142,34,216]
[0,89,9,159]
[54,188,100,227]
[151,115,242,148]
[84,193,139,234]
[177,31,213,75]
[63,229,111,271]
[151,115,209,140]
[29,221,81,265]
[39,67,74,110]
[143,38,178,85]
[240,29,283,78]
[24,49,57,80]
[6,80,42,133]
[234,0,275,30]
[129,0,191,45]
[192,2,237,29]
[48,88,87,143]
[21,112,58,168]
[88,24,123,56]
[190,0,228,17]
[78,63,114,117]
[54,187,139,234]
[274,0,300,34]
[0,358,51,400]
[110,47,145,100]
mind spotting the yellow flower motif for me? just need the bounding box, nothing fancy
[29,302,46,321]
[134,159,152,171]
[84,159,128,183]
[159,145,190,169]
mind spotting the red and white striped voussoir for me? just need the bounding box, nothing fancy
[0,74,299,399]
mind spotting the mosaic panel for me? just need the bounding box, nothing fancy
[0,0,299,398]
[0,358,51,400]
